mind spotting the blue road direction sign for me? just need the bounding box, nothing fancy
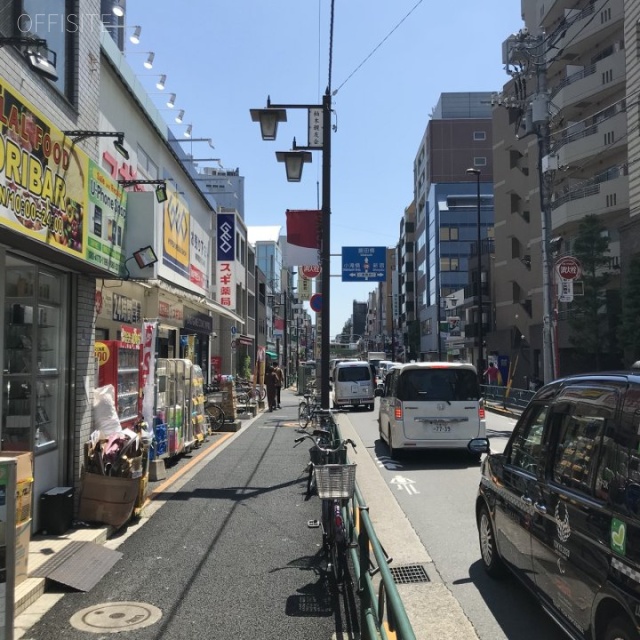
[341,246,386,282]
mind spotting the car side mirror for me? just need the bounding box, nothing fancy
[468,437,491,455]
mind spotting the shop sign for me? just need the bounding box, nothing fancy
[189,216,209,290]
[0,78,122,274]
[216,213,236,310]
[163,190,190,279]
[112,293,142,324]
[158,298,183,323]
[238,335,253,346]
[86,160,127,273]
[184,308,213,334]
[120,326,141,346]
[298,273,312,301]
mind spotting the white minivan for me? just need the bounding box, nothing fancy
[331,361,375,411]
[378,362,485,455]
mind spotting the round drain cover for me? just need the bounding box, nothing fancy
[70,601,162,633]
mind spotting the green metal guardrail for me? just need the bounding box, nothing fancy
[332,420,417,640]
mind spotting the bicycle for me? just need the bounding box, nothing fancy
[204,402,226,432]
[294,428,357,586]
[298,392,321,428]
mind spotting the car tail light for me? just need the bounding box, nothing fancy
[394,402,402,420]
[479,406,485,420]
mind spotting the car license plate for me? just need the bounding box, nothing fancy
[432,423,451,433]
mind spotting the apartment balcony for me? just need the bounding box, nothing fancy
[551,171,628,231]
[551,49,625,118]
[539,0,577,27]
[554,108,627,169]
[546,0,623,65]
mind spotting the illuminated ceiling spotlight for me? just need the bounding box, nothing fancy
[112,0,125,17]
[184,124,192,138]
[143,51,154,69]
[175,109,184,124]
[129,25,141,44]
[156,74,166,90]
[166,92,176,108]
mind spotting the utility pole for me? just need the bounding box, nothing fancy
[503,29,556,383]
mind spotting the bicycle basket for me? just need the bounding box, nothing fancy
[315,464,356,500]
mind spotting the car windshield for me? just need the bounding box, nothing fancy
[337,367,371,382]
[397,369,479,402]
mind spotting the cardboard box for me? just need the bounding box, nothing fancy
[78,472,140,529]
[0,452,33,524]
[15,518,31,586]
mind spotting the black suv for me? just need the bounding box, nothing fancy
[469,372,640,640]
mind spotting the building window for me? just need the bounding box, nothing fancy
[440,227,459,241]
[13,0,76,99]
[440,258,460,271]
[473,131,486,141]
[473,157,487,167]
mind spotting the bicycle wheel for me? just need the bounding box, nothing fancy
[256,385,267,401]
[298,402,311,427]
[331,537,348,585]
[205,405,225,432]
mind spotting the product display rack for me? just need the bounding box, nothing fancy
[191,364,206,444]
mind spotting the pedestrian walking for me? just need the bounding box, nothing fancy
[483,362,500,386]
[265,365,277,411]
[274,363,284,408]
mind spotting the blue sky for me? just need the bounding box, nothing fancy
[123,1,524,337]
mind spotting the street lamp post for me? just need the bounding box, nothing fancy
[466,168,483,382]
[250,91,332,408]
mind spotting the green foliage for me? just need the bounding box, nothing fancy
[238,354,251,379]
[568,215,613,370]
[620,253,640,363]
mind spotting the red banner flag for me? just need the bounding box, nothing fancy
[284,209,322,266]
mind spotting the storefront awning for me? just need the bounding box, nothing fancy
[266,351,278,359]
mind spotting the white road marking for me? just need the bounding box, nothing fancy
[390,475,419,495]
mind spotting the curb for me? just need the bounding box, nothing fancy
[337,415,480,640]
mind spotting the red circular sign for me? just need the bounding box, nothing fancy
[556,256,582,280]
[301,265,321,279]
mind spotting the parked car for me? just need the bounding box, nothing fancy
[331,360,375,411]
[379,362,485,456]
[469,371,640,640]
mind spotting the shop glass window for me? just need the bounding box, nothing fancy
[509,404,548,474]
[13,0,75,98]
[3,256,67,454]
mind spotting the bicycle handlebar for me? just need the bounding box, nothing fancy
[294,433,357,453]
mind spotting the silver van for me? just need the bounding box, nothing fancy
[331,361,375,411]
[378,362,485,456]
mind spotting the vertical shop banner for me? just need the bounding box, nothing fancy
[216,213,236,310]
[141,321,158,428]
[297,273,312,301]
[0,78,94,261]
[87,160,127,274]
[189,216,210,290]
[163,189,190,279]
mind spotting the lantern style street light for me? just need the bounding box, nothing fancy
[250,92,332,408]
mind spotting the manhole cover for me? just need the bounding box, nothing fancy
[70,601,162,633]
[390,564,430,584]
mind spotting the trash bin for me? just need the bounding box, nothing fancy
[40,487,74,535]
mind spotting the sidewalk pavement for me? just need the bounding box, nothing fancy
[15,390,496,639]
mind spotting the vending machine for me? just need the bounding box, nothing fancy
[95,340,141,430]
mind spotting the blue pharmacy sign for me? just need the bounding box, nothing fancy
[341,246,386,282]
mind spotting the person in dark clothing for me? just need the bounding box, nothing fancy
[265,365,277,411]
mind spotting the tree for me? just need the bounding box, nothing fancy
[620,253,640,364]
[568,215,613,370]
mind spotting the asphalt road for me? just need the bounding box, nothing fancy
[346,402,566,640]
[23,392,360,639]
